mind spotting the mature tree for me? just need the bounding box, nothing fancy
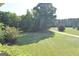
[0,11,20,27]
[0,11,10,26]
[8,13,20,27]
[0,3,57,32]
[19,9,34,31]
[33,3,57,31]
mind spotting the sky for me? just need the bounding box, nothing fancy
[0,0,79,19]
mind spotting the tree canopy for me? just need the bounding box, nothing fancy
[0,3,57,32]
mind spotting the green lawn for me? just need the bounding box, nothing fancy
[52,27,79,36]
[65,28,79,36]
[0,29,79,56]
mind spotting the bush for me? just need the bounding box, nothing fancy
[72,25,76,29]
[77,25,79,30]
[0,24,5,45]
[0,26,19,45]
[58,25,65,32]
[0,32,5,45]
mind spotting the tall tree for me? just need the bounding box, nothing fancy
[0,11,20,27]
[33,3,57,31]
[19,9,34,31]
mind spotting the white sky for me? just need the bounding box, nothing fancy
[0,0,79,19]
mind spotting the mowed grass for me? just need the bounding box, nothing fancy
[0,28,79,55]
[65,28,79,36]
[52,27,79,36]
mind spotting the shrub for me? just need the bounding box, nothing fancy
[0,26,19,45]
[4,26,19,44]
[0,32,5,45]
[72,25,76,29]
[58,25,65,32]
[77,25,79,30]
[0,24,5,45]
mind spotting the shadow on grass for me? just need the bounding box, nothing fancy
[0,51,10,56]
[15,30,55,45]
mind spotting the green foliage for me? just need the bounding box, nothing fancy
[0,26,20,45]
[0,3,57,32]
[32,3,56,31]
[19,3,57,32]
[4,26,19,44]
[0,11,20,28]
[77,26,79,30]
[0,31,5,45]
[19,10,35,32]
[58,25,65,32]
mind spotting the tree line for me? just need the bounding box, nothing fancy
[0,3,56,32]
[0,3,57,45]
